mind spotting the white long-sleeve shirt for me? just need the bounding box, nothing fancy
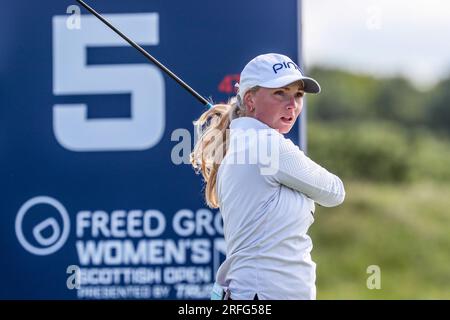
[215,117,345,300]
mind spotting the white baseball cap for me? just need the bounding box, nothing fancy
[236,53,321,100]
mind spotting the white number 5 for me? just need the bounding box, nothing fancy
[52,13,164,151]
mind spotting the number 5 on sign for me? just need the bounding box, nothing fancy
[52,13,165,152]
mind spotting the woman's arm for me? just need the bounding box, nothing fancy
[267,136,346,207]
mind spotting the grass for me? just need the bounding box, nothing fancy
[310,180,450,299]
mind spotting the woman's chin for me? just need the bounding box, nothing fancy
[268,120,294,134]
[277,123,293,134]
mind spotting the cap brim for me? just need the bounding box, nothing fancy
[259,74,321,94]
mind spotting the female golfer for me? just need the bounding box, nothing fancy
[191,53,345,300]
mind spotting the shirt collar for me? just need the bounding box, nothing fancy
[230,117,272,130]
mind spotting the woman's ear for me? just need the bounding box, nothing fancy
[244,92,255,113]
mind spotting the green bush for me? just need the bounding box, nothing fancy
[307,121,450,183]
[310,180,450,299]
[408,130,450,181]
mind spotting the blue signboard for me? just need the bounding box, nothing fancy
[1,0,304,299]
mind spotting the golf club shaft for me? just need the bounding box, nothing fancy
[76,0,213,109]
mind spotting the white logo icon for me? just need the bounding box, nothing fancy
[15,196,70,255]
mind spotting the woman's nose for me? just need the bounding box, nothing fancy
[286,96,297,109]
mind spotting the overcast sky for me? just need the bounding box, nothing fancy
[303,0,450,88]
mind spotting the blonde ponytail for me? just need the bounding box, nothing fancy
[190,96,245,208]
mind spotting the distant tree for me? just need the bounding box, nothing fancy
[307,67,440,133]
[427,77,450,134]
[307,67,378,121]
[372,77,427,126]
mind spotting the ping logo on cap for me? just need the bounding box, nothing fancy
[272,61,300,74]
